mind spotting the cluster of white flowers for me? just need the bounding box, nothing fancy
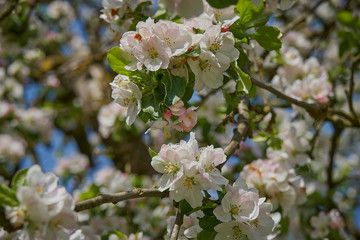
[267,116,312,168]
[54,153,90,178]
[269,46,333,105]
[147,99,198,136]
[110,74,142,125]
[16,108,53,142]
[151,132,228,208]
[94,167,133,194]
[213,178,275,240]
[97,102,127,138]
[310,209,347,239]
[118,13,239,90]
[165,211,204,239]
[240,159,306,216]
[100,0,150,33]
[5,165,78,239]
[0,134,26,162]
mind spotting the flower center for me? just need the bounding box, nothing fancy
[209,41,221,52]
[164,163,178,173]
[183,177,195,189]
[232,226,246,239]
[199,59,210,72]
[230,204,241,216]
[148,48,158,59]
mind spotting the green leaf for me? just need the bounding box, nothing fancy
[254,26,282,51]
[252,131,268,142]
[249,85,257,98]
[161,72,187,106]
[243,12,270,29]
[237,47,251,67]
[0,183,19,207]
[148,147,158,158]
[79,184,100,201]
[236,69,252,94]
[141,90,163,118]
[199,215,221,231]
[268,135,283,150]
[280,216,290,233]
[197,230,217,240]
[188,202,218,215]
[337,11,356,27]
[107,46,131,76]
[206,0,238,9]
[179,200,193,215]
[11,168,28,191]
[235,0,264,25]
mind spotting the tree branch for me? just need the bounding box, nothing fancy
[0,0,18,21]
[327,126,342,198]
[75,188,169,212]
[223,96,250,160]
[170,211,184,240]
[251,78,328,120]
[346,55,360,126]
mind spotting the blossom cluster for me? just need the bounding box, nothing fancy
[147,99,198,136]
[151,132,228,208]
[119,15,238,89]
[54,153,90,178]
[0,134,26,162]
[5,165,78,239]
[267,46,333,105]
[213,178,275,240]
[240,159,306,216]
[310,209,347,239]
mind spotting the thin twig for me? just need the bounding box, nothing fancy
[346,55,360,126]
[327,126,342,198]
[75,188,169,212]
[251,78,328,120]
[170,211,184,240]
[223,96,250,161]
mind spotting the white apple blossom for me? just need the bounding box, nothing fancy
[152,20,193,56]
[133,35,172,71]
[200,25,239,71]
[240,159,306,216]
[6,165,78,239]
[0,134,26,162]
[97,102,127,138]
[213,178,261,223]
[110,74,142,125]
[213,178,275,240]
[188,51,224,91]
[54,153,89,177]
[151,132,228,207]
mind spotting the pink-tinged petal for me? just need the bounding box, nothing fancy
[214,205,231,222]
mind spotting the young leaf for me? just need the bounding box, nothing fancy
[161,72,187,106]
[254,26,282,51]
[179,199,193,216]
[235,0,264,25]
[148,147,158,158]
[197,230,217,240]
[206,0,238,9]
[11,168,29,191]
[107,46,131,76]
[0,183,19,207]
[199,215,221,231]
[236,69,252,94]
[141,89,163,118]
